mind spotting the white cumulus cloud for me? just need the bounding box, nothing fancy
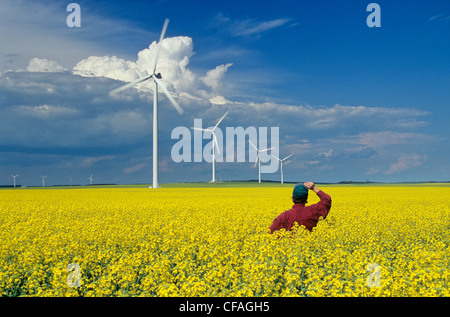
[201,63,233,91]
[73,36,231,100]
[72,55,144,82]
[27,58,67,73]
[209,95,233,105]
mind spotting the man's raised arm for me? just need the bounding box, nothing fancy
[304,182,332,218]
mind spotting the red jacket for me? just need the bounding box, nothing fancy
[269,190,332,233]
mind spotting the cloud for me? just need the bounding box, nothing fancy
[386,154,427,174]
[0,71,152,149]
[229,18,292,36]
[319,149,333,158]
[16,104,78,119]
[343,131,437,152]
[366,167,380,175]
[428,13,450,22]
[201,63,233,91]
[209,95,234,105]
[80,155,115,168]
[301,104,429,131]
[232,103,430,137]
[123,163,146,175]
[27,58,67,73]
[73,56,144,82]
[209,13,294,38]
[72,36,196,85]
[73,36,231,99]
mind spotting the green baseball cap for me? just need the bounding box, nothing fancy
[293,183,308,200]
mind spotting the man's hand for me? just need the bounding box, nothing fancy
[304,182,320,193]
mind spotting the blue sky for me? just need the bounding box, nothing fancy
[0,0,449,186]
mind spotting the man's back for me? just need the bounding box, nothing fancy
[269,183,332,233]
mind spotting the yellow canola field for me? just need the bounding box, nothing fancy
[0,185,449,297]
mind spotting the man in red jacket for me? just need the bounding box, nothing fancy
[269,182,332,233]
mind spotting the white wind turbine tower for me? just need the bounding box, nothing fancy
[249,140,274,184]
[41,176,47,188]
[110,18,183,189]
[11,174,19,188]
[88,175,93,186]
[271,154,293,184]
[192,111,228,183]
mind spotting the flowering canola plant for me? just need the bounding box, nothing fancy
[0,185,449,297]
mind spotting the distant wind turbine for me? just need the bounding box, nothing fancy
[11,174,19,188]
[271,154,293,184]
[110,18,183,189]
[88,175,93,186]
[249,140,274,184]
[192,111,228,183]
[41,176,47,188]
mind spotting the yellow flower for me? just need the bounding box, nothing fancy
[0,185,448,296]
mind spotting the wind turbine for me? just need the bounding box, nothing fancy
[192,111,228,183]
[88,175,93,186]
[271,154,293,184]
[249,140,274,184]
[41,176,47,188]
[11,174,19,188]
[110,18,183,189]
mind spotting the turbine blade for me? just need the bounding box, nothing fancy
[249,140,258,151]
[282,154,293,161]
[152,18,169,75]
[213,133,220,155]
[192,127,207,131]
[153,77,184,115]
[110,75,153,94]
[271,154,281,161]
[253,154,259,168]
[213,111,229,130]
[260,147,274,152]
